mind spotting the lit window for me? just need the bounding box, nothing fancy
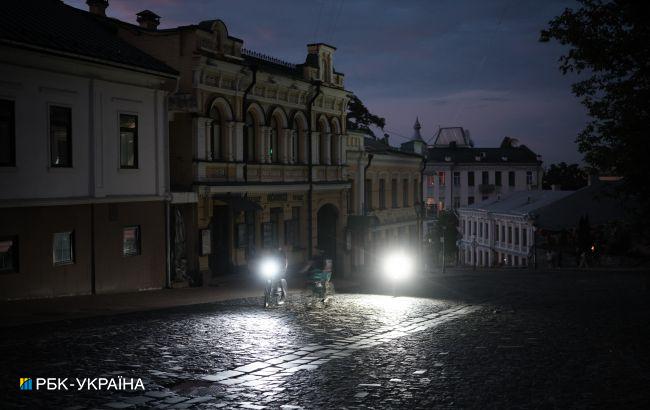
[53,231,74,265]
[123,226,141,256]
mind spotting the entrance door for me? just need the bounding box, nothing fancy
[210,206,231,275]
[317,204,339,272]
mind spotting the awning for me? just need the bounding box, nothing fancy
[347,215,379,231]
[213,196,262,212]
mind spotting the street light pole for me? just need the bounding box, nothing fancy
[441,235,445,274]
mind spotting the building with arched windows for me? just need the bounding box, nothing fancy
[112,14,351,281]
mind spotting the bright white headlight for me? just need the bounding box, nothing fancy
[383,252,413,281]
[260,259,280,278]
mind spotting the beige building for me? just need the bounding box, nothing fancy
[107,10,351,280]
[345,131,424,271]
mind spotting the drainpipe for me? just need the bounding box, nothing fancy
[307,80,323,258]
[363,153,374,216]
[242,66,258,183]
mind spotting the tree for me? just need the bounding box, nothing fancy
[542,162,588,190]
[433,210,459,261]
[346,94,386,135]
[540,0,649,229]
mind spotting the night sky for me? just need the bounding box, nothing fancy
[66,0,587,165]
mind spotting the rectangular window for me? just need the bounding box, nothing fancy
[364,179,373,211]
[438,171,446,186]
[379,179,386,209]
[526,171,533,185]
[495,171,502,186]
[508,226,512,244]
[485,223,489,239]
[403,178,409,207]
[0,99,16,166]
[453,172,460,186]
[123,226,141,256]
[50,106,72,167]
[427,175,435,187]
[453,197,460,209]
[481,171,489,185]
[0,236,18,273]
[53,231,74,265]
[120,114,138,168]
[515,227,520,245]
[522,228,528,246]
[509,171,516,187]
[468,196,475,205]
[467,171,475,186]
[501,225,505,242]
[391,179,398,208]
[479,222,483,237]
[495,224,499,241]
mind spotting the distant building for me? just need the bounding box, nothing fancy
[457,179,626,268]
[0,1,177,299]
[422,125,543,232]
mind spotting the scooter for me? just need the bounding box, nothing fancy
[259,257,288,308]
[307,258,335,306]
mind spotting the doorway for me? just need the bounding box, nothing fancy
[317,204,339,272]
[210,205,232,275]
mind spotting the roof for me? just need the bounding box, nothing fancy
[0,0,177,76]
[427,145,541,164]
[462,190,574,216]
[364,137,423,158]
[460,180,627,230]
[433,127,472,147]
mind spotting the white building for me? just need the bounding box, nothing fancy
[0,0,177,299]
[422,127,543,233]
[457,190,574,268]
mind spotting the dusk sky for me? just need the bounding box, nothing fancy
[66,0,587,165]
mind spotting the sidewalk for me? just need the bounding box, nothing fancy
[0,275,270,328]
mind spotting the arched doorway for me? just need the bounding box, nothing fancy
[317,204,339,271]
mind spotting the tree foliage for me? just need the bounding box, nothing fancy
[346,94,386,135]
[542,162,588,190]
[540,0,649,224]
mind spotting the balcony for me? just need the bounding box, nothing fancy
[195,161,310,184]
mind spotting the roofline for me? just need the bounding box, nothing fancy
[307,42,337,50]
[0,39,179,79]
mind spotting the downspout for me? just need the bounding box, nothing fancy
[242,66,258,183]
[419,152,428,271]
[307,80,322,258]
[363,153,374,216]
[165,75,179,289]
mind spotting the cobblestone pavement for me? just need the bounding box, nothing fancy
[2,269,650,408]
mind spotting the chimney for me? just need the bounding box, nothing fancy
[87,0,108,16]
[136,10,160,30]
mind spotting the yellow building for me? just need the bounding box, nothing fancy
[345,131,424,272]
[113,15,351,281]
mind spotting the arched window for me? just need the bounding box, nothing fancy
[209,105,222,160]
[294,114,308,164]
[330,119,340,165]
[270,117,279,163]
[290,126,298,164]
[318,119,329,165]
[244,111,255,162]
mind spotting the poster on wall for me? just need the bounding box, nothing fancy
[200,229,211,255]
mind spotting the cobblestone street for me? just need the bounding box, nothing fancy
[3,269,650,408]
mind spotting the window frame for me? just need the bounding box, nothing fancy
[391,179,398,208]
[49,105,73,168]
[0,99,16,167]
[467,171,475,187]
[402,178,409,207]
[379,179,386,209]
[122,225,141,257]
[119,113,139,169]
[0,235,19,274]
[53,231,75,266]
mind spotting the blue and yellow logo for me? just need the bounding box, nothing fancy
[20,378,32,390]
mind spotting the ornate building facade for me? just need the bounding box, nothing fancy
[112,14,351,280]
